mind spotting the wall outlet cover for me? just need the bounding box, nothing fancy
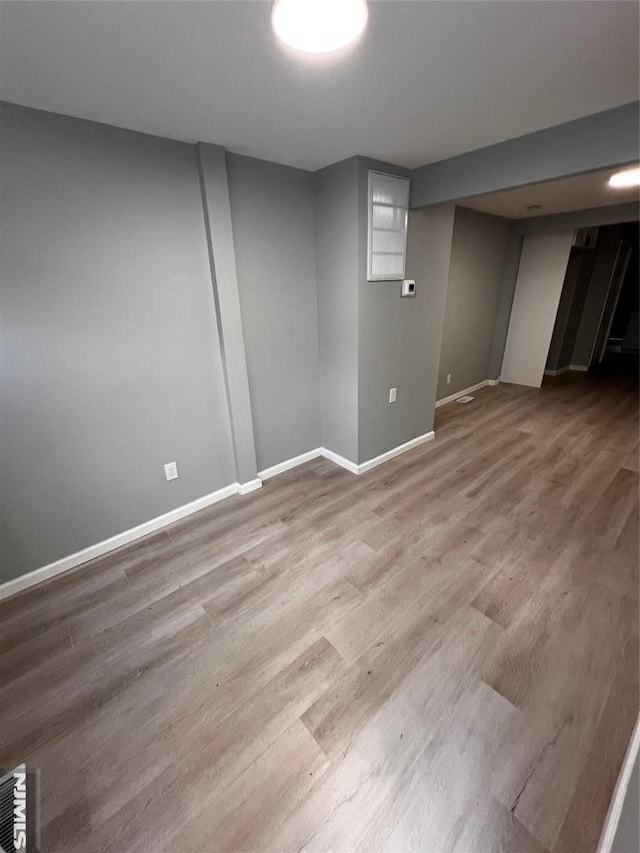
[164,461,179,481]
[389,387,397,403]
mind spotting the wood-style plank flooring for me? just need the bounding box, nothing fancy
[1,370,638,852]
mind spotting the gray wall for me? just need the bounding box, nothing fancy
[227,154,320,470]
[197,143,259,485]
[402,203,456,442]
[316,156,457,465]
[357,157,427,465]
[487,228,523,380]
[1,103,236,582]
[5,102,636,582]
[410,101,640,207]
[357,198,455,464]
[314,158,359,462]
[437,207,510,399]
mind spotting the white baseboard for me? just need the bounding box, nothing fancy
[320,432,435,476]
[435,379,498,408]
[597,714,640,853]
[544,366,570,377]
[0,480,257,602]
[1,428,438,602]
[237,478,263,495]
[570,363,589,372]
[356,431,435,474]
[320,447,359,475]
[258,448,322,480]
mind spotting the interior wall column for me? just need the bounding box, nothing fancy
[196,142,260,488]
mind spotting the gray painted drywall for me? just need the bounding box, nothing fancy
[316,156,456,465]
[1,103,236,582]
[410,102,640,208]
[358,157,431,465]
[314,158,360,463]
[315,155,455,466]
[402,203,456,440]
[226,153,320,471]
[487,228,523,380]
[572,225,623,366]
[196,143,258,484]
[611,752,640,853]
[437,207,510,399]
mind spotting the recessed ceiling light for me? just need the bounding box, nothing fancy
[271,0,368,54]
[609,166,640,188]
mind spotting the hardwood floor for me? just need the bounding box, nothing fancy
[1,370,638,852]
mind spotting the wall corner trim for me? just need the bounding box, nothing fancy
[321,431,435,476]
[320,447,360,475]
[435,379,499,408]
[258,449,323,480]
[355,431,435,474]
[237,478,263,495]
[196,142,259,485]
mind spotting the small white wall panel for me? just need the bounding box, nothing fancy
[501,231,573,388]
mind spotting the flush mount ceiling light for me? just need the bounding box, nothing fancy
[272,0,368,54]
[608,166,640,188]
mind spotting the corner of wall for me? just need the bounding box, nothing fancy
[196,142,259,485]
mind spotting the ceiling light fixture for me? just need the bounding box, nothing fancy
[608,166,640,188]
[271,0,368,54]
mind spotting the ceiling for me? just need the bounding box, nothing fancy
[1,1,638,171]
[460,166,640,219]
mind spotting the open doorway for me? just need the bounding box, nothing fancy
[544,220,639,382]
[449,164,639,393]
[598,221,639,377]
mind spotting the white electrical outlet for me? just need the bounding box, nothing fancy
[389,387,397,403]
[446,373,452,384]
[164,461,179,481]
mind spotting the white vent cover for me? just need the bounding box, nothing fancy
[367,171,410,281]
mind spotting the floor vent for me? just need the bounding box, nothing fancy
[455,395,475,403]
